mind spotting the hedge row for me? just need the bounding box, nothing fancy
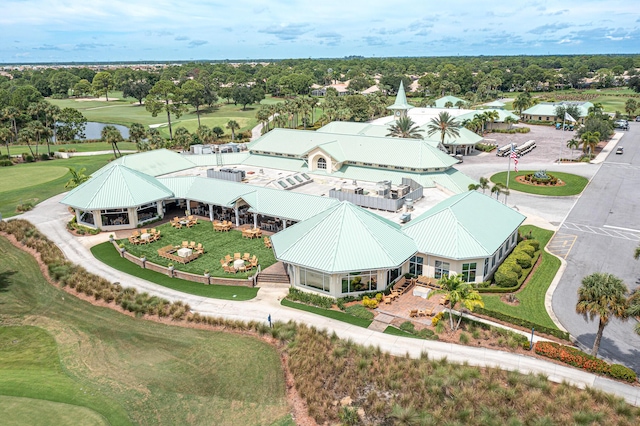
[490,127,531,134]
[474,307,570,341]
[535,341,637,383]
[286,287,335,309]
[494,240,540,288]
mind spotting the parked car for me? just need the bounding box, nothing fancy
[614,120,629,130]
[616,147,624,155]
[636,116,640,122]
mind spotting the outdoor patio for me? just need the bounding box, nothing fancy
[376,286,446,325]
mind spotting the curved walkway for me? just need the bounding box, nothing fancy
[15,194,640,406]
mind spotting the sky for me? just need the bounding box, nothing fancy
[1,0,639,63]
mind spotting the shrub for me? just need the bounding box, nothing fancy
[475,307,570,340]
[494,269,518,287]
[517,242,536,257]
[40,153,50,161]
[23,154,35,163]
[16,202,34,212]
[513,251,533,269]
[361,296,379,309]
[345,305,374,320]
[0,159,13,167]
[459,332,470,344]
[524,239,540,251]
[286,287,334,309]
[399,321,416,333]
[609,364,637,383]
[431,311,444,326]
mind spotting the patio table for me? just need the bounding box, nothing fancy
[412,286,431,299]
[233,259,246,270]
[140,233,151,241]
[177,248,193,258]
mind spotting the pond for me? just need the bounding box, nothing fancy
[53,122,130,141]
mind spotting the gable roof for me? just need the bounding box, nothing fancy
[455,108,520,124]
[249,128,458,170]
[93,149,197,177]
[434,96,466,108]
[522,101,593,118]
[61,165,174,210]
[402,191,525,259]
[271,201,417,273]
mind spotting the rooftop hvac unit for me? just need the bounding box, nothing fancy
[396,184,410,197]
[404,198,414,211]
[400,213,411,223]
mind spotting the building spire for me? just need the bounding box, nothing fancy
[386,81,414,119]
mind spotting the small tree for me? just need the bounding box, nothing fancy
[428,274,484,331]
[576,272,628,357]
[102,125,124,158]
[226,120,240,141]
[65,167,89,189]
[386,116,424,139]
[92,71,113,101]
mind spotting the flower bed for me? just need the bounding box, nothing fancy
[535,341,637,383]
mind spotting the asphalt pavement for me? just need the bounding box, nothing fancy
[552,122,640,372]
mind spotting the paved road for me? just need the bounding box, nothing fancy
[552,122,640,372]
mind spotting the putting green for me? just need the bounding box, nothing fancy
[0,396,108,426]
[0,165,69,192]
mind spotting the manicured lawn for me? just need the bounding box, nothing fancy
[48,94,285,137]
[10,141,137,153]
[118,222,277,279]
[490,170,589,196]
[0,236,289,425]
[91,242,258,300]
[383,326,422,339]
[280,299,373,328]
[0,154,112,218]
[0,395,107,426]
[481,225,560,330]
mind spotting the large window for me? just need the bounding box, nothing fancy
[461,262,477,282]
[387,267,401,285]
[78,209,94,226]
[317,157,327,169]
[434,260,450,279]
[492,254,496,268]
[341,271,377,294]
[300,268,330,293]
[484,258,489,277]
[137,202,159,224]
[101,208,130,226]
[499,246,503,259]
[409,256,423,276]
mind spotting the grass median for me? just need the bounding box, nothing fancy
[91,241,258,300]
[490,171,589,196]
[280,299,373,328]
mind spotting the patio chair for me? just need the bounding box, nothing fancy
[224,265,236,274]
[383,296,392,305]
[188,215,194,221]
[234,252,241,260]
[264,237,272,248]
[182,241,188,248]
[238,264,247,273]
[250,258,258,268]
[409,309,418,318]
[189,241,196,249]
[225,254,232,262]
[151,228,157,234]
[243,252,250,261]
[128,236,137,244]
[132,230,140,237]
[140,229,148,234]
[196,243,204,254]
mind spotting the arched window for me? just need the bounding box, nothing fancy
[317,157,327,170]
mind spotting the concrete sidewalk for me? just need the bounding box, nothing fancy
[13,194,640,406]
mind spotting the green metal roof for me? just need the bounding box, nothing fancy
[250,128,457,170]
[484,100,506,108]
[93,149,197,177]
[522,101,593,118]
[419,125,483,146]
[434,96,466,108]
[402,191,525,259]
[61,165,174,210]
[157,176,339,222]
[455,109,519,124]
[386,81,415,111]
[418,168,478,194]
[271,201,417,273]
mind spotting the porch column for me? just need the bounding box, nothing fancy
[186,199,191,215]
[283,219,287,230]
[156,202,164,218]
[234,205,239,227]
[75,209,81,223]
[253,213,258,228]
[93,210,103,229]
[209,204,214,221]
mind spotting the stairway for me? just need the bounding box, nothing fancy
[257,262,290,287]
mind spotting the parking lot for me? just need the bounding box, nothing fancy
[465,124,585,165]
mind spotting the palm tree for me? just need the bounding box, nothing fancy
[504,116,518,130]
[226,120,240,140]
[426,111,461,151]
[17,127,36,158]
[624,99,637,118]
[2,106,20,144]
[64,167,89,189]
[580,131,600,158]
[491,182,506,200]
[386,117,424,139]
[576,272,628,356]
[196,125,215,145]
[634,245,640,261]
[478,177,490,194]
[484,110,500,131]
[129,123,147,149]
[468,183,481,191]
[0,125,12,157]
[101,125,124,158]
[444,101,454,108]
[512,92,532,115]
[428,274,484,331]
[566,138,580,159]
[173,127,191,151]
[627,289,640,335]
